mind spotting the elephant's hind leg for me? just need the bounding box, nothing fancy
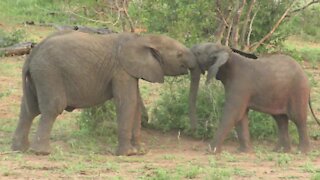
[289,94,310,153]
[30,85,66,155]
[131,91,147,154]
[290,112,310,153]
[235,110,251,153]
[31,112,60,155]
[273,115,291,153]
[12,97,40,152]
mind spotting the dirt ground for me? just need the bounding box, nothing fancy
[0,26,320,179]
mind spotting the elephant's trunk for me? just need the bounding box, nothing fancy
[188,68,201,130]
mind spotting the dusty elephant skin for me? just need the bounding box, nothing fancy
[11,31,197,156]
[189,43,320,154]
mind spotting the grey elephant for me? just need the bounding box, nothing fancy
[12,31,197,156]
[189,43,320,153]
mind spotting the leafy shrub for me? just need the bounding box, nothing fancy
[77,101,117,144]
[0,29,26,48]
[149,76,224,139]
[248,111,279,141]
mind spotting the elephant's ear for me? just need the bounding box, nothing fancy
[206,51,229,84]
[118,40,164,83]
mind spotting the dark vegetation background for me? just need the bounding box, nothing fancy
[1,0,319,147]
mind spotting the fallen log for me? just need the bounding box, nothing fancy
[0,42,36,57]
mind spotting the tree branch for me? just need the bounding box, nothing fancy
[246,10,258,51]
[231,0,246,48]
[216,7,229,27]
[290,0,320,14]
[216,0,229,26]
[249,1,296,52]
[240,0,256,46]
[225,17,233,46]
[214,0,232,43]
[122,0,135,32]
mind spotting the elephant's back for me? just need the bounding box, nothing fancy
[257,54,306,78]
[29,31,116,66]
[248,54,309,114]
[28,31,119,107]
[252,54,309,100]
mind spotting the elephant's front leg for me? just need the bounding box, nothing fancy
[112,71,139,156]
[211,94,249,154]
[235,109,251,153]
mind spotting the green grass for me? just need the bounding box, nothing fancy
[162,154,176,160]
[312,172,320,180]
[0,0,77,24]
[283,39,320,66]
[302,161,317,173]
[0,61,23,77]
[220,152,238,162]
[276,153,293,167]
[0,0,120,31]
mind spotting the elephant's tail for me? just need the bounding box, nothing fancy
[309,93,320,126]
[22,56,38,113]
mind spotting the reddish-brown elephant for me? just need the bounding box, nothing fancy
[189,43,319,153]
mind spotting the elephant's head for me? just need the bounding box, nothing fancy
[188,43,231,129]
[118,33,197,83]
[191,43,232,84]
[188,43,257,130]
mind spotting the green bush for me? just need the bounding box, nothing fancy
[77,101,117,145]
[149,76,224,139]
[248,111,277,141]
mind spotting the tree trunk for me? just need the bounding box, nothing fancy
[231,0,246,49]
[224,17,233,46]
[240,0,256,47]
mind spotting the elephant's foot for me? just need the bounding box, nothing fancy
[116,145,138,156]
[298,144,310,154]
[30,142,51,155]
[11,138,29,152]
[134,143,148,155]
[208,144,222,154]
